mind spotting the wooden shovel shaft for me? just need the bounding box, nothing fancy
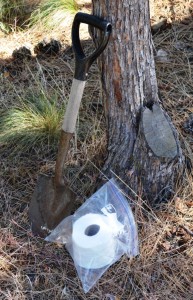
[62,79,86,133]
[55,79,86,187]
[55,131,73,187]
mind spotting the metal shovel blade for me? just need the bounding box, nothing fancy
[29,174,76,237]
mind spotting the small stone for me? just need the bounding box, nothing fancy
[155,49,170,62]
[183,114,193,134]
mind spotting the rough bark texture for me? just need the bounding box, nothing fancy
[92,0,184,204]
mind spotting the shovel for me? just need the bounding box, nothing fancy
[29,12,112,237]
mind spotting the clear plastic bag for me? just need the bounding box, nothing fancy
[45,179,139,293]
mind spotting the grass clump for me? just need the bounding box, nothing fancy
[29,0,79,28]
[0,0,30,31]
[0,90,64,154]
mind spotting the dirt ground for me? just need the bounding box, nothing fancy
[0,1,193,299]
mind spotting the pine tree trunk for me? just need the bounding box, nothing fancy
[92,0,184,204]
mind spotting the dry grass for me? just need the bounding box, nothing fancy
[1,1,193,299]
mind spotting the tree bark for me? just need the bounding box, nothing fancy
[92,0,184,204]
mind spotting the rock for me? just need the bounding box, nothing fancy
[155,49,170,62]
[34,38,62,56]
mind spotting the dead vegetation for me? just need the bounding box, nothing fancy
[0,1,193,299]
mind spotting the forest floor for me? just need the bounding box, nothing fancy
[0,1,193,299]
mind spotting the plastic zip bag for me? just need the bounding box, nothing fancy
[45,179,139,293]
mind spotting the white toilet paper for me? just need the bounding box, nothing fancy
[72,213,122,269]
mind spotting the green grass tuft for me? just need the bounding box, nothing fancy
[0,91,64,153]
[29,0,79,28]
[0,0,29,30]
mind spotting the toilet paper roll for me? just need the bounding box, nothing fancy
[72,213,118,269]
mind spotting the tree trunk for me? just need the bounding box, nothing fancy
[92,0,184,204]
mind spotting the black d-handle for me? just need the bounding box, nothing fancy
[72,12,112,81]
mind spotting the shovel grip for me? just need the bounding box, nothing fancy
[73,12,111,34]
[72,12,112,80]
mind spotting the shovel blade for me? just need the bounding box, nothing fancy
[29,174,76,237]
